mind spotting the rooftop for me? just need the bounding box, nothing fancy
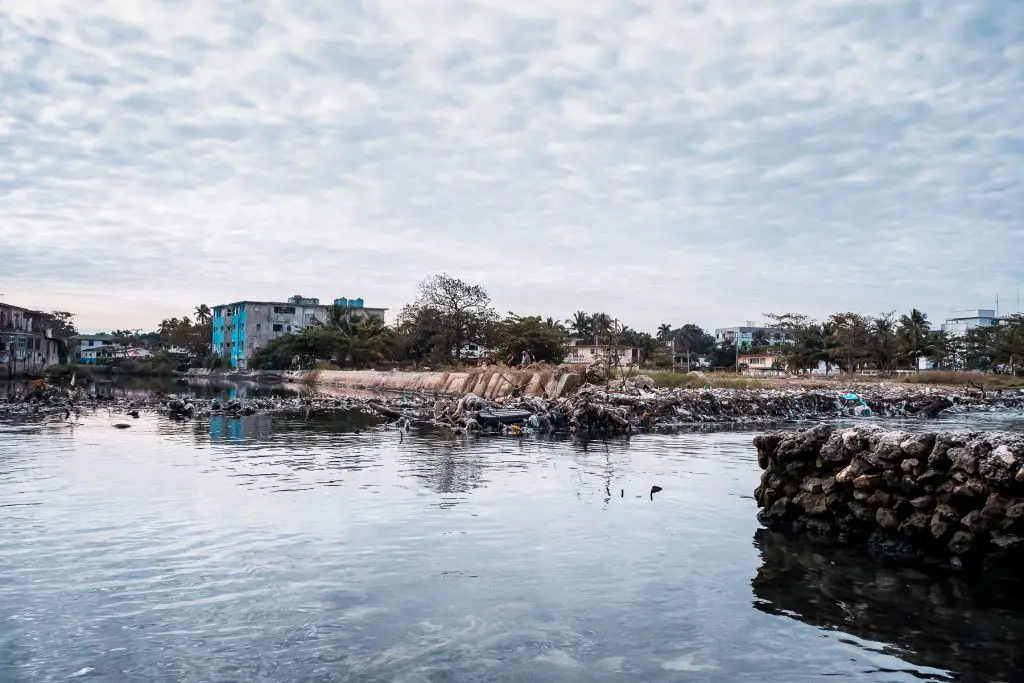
[69,333,116,341]
[945,309,997,320]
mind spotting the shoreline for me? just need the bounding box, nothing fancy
[6,368,1024,433]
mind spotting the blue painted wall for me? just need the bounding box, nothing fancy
[212,304,248,368]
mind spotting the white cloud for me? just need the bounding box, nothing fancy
[1,0,1022,332]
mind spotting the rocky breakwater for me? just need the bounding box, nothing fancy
[754,425,1024,569]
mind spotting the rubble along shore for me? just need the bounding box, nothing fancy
[754,425,1024,570]
[5,370,1024,434]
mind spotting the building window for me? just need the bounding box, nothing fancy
[272,324,283,332]
[273,306,296,315]
[256,324,261,331]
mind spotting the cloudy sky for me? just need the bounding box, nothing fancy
[2,0,1022,333]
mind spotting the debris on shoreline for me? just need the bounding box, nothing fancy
[3,378,1023,434]
[420,383,1024,436]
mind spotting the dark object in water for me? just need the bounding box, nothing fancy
[477,409,532,428]
[368,402,410,421]
[650,485,663,500]
[113,423,131,429]
[907,397,954,419]
[129,410,140,418]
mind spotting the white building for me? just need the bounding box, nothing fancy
[940,309,1000,337]
[714,322,793,347]
[564,339,642,366]
[68,334,116,364]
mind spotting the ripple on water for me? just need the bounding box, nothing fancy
[2,410,1024,681]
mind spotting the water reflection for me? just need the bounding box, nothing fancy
[751,528,1024,682]
[3,396,1024,681]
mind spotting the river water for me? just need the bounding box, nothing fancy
[2,381,1024,682]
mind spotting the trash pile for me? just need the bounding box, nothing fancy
[414,383,1024,436]
[3,376,1023,435]
[0,382,406,424]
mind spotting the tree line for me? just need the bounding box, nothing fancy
[246,279,1024,375]
[40,280,1024,376]
[757,310,1024,375]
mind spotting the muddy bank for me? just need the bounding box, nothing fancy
[754,425,1024,569]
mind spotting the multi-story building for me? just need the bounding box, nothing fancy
[211,295,386,368]
[0,302,63,375]
[714,323,793,348]
[940,309,1001,337]
[68,333,117,363]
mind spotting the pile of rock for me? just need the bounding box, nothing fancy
[754,425,1024,568]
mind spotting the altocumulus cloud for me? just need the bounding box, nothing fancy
[1,0,1022,332]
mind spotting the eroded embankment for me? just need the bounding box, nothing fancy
[754,425,1024,569]
[187,366,585,400]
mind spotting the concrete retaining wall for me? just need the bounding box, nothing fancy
[754,425,1024,568]
[187,367,584,399]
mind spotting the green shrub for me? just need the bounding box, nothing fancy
[45,364,94,383]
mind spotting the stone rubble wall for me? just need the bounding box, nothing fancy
[754,425,1024,568]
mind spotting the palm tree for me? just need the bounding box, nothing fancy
[194,304,212,325]
[565,311,592,342]
[750,330,771,353]
[591,312,614,340]
[336,315,394,367]
[657,324,673,341]
[870,313,900,374]
[898,308,932,369]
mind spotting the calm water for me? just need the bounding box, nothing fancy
[2,386,1024,683]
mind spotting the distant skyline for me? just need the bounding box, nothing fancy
[3,1,1022,333]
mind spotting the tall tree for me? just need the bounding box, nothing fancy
[657,324,673,341]
[490,314,567,364]
[566,311,593,342]
[869,312,900,374]
[897,308,932,369]
[38,311,78,339]
[591,313,614,345]
[829,312,872,375]
[397,274,497,362]
[194,304,212,325]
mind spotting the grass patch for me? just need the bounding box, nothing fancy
[640,370,774,390]
[44,364,95,383]
[898,371,1024,388]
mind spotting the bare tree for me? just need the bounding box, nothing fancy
[400,274,497,362]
